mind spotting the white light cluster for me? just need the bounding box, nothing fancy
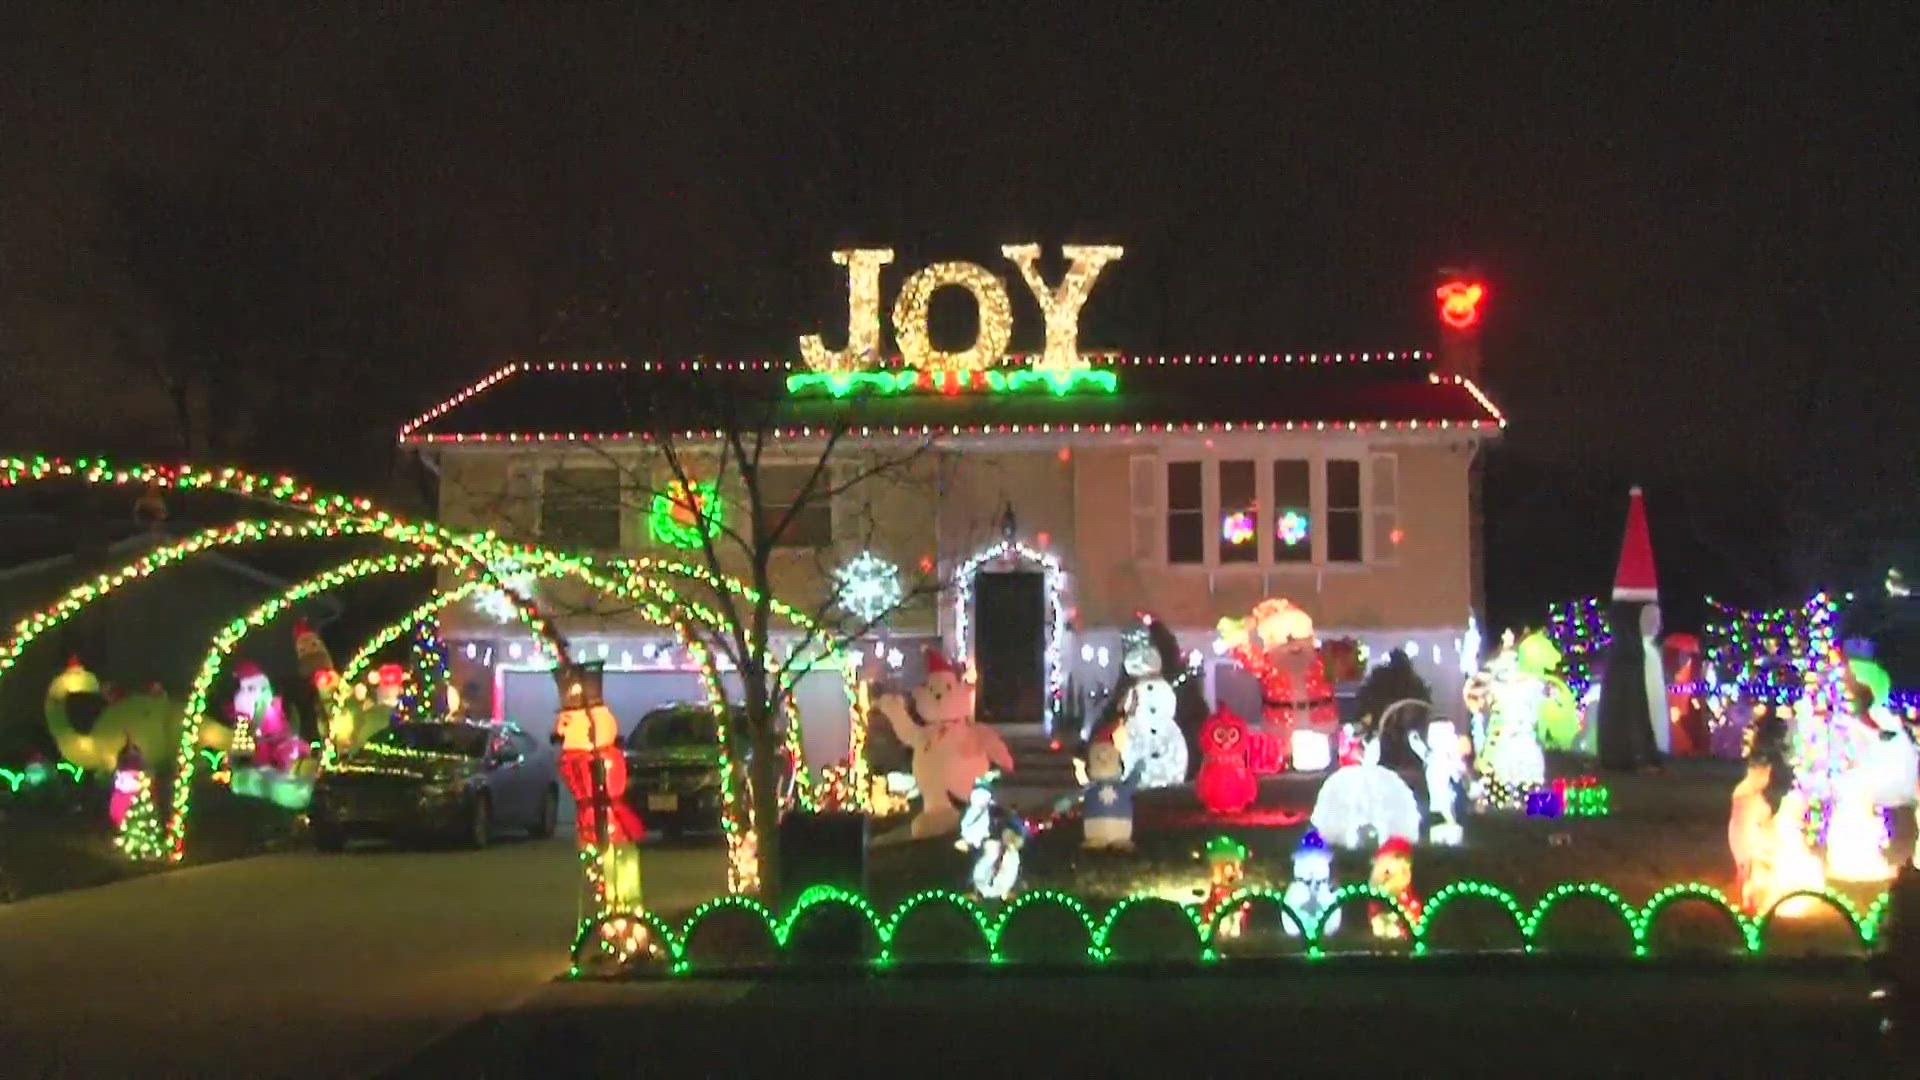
[833,551,905,623]
[472,560,537,624]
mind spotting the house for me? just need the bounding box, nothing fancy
[401,274,1504,764]
[0,503,342,757]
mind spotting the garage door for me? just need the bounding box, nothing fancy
[497,668,851,767]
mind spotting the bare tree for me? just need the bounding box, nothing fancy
[445,365,942,903]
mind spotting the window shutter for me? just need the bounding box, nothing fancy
[1129,454,1160,562]
[1369,453,1399,563]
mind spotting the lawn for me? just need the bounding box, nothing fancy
[824,755,1894,962]
[0,778,302,902]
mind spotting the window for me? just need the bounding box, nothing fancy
[1161,454,1397,568]
[1166,462,1204,564]
[757,464,834,548]
[1271,459,1312,563]
[1370,454,1399,562]
[1326,458,1362,563]
[540,468,621,551]
[1217,460,1257,563]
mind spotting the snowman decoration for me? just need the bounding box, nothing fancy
[1282,829,1343,938]
[1116,620,1189,789]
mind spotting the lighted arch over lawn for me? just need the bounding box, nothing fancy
[0,457,864,889]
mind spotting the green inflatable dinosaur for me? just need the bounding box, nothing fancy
[44,657,230,775]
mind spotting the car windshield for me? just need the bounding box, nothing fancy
[634,708,718,750]
[363,724,489,758]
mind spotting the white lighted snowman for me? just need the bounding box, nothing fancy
[1117,622,1189,789]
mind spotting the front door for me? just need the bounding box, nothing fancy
[973,571,1044,726]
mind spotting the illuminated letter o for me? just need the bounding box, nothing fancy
[890,262,1012,377]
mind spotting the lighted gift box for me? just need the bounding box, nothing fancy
[1291,730,1332,772]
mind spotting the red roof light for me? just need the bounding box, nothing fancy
[1436,281,1486,330]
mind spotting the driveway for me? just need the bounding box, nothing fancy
[0,836,725,1079]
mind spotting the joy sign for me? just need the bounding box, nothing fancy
[799,245,1123,376]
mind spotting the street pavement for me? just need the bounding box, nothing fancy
[392,966,1891,1077]
[0,835,726,1079]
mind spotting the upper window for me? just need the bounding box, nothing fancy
[1326,459,1363,563]
[1217,460,1258,563]
[757,464,834,548]
[1272,459,1312,563]
[540,468,621,550]
[1153,454,1397,568]
[1166,462,1204,564]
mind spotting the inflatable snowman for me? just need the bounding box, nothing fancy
[1116,622,1189,789]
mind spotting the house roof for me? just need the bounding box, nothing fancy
[0,524,344,621]
[399,353,1506,445]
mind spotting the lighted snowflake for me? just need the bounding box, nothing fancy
[472,560,537,623]
[833,551,903,623]
[1277,508,1310,547]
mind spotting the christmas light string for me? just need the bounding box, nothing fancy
[0,458,867,892]
[952,539,1068,731]
[569,878,1884,974]
[168,552,449,856]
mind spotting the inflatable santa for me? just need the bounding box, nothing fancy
[1217,598,1338,772]
[1596,487,1666,770]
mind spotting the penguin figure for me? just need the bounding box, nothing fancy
[1596,487,1666,770]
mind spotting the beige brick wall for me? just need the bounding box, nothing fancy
[427,434,1480,641]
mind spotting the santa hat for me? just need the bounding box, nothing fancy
[115,737,144,772]
[1610,487,1658,603]
[233,660,265,681]
[925,647,958,677]
[1374,836,1414,862]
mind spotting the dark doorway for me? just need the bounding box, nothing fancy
[973,572,1044,725]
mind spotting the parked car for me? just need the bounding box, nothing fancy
[309,721,558,850]
[622,703,794,838]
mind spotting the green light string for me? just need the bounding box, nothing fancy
[783,367,1118,398]
[570,879,1886,974]
[167,552,445,856]
[0,518,398,680]
[0,458,854,891]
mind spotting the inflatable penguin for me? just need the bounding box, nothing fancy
[1596,487,1667,770]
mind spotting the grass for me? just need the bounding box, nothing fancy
[840,755,1902,960]
[0,778,302,903]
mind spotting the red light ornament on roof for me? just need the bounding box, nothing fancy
[1436,281,1486,330]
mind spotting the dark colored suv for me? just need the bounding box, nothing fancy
[622,704,731,838]
[621,702,798,838]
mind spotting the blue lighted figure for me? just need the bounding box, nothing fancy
[1074,736,1143,850]
[1282,829,1342,938]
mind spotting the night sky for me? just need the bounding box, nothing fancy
[2,6,1914,629]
